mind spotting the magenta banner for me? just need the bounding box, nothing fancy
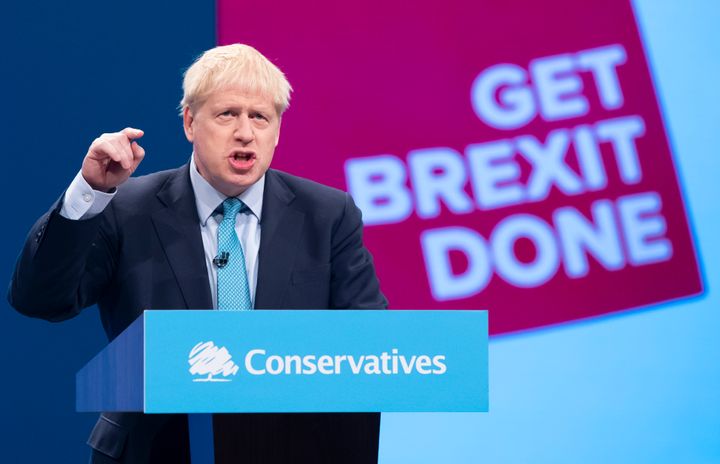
[218,0,702,334]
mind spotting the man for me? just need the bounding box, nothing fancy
[8,44,387,463]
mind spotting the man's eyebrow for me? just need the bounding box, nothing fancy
[212,102,272,111]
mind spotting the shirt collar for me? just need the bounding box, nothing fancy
[189,154,265,226]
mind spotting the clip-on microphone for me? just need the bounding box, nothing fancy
[213,251,230,268]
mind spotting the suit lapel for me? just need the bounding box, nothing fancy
[151,165,213,310]
[255,170,305,309]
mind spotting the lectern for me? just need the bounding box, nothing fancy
[77,310,488,462]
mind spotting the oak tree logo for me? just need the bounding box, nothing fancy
[188,341,239,382]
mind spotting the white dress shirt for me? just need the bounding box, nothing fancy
[59,155,263,309]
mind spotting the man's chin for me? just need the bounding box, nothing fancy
[216,175,258,197]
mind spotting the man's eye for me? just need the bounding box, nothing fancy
[219,110,234,117]
[251,113,267,121]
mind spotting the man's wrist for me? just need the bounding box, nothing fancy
[59,170,116,220]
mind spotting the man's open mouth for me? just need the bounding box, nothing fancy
[231,151,255,161]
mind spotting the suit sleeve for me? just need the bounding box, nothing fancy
[328,193,388,310]
[7,201,118,321]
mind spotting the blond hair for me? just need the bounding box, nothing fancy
[180,44,292,115]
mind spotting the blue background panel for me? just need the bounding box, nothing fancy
[1,1,214,462]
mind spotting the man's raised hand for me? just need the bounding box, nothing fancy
[81,127,146,192]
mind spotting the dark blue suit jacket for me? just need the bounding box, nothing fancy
[9,164,387,463]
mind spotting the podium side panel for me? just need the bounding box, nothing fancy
[76,314,144,412]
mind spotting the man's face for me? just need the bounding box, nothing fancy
[183,87,281,197]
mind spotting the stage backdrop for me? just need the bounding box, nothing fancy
[2,0,719,462]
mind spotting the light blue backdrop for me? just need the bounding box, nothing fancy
[379,1,720,462]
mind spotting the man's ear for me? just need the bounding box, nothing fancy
[275,117,282,147]
[183,106,194,142]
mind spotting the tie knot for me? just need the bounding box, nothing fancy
[222,197,245,219]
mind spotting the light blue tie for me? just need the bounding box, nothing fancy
[216,197,252,311]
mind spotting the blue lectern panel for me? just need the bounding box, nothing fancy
[144,310,488,413]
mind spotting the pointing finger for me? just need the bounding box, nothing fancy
[121,127,144,141]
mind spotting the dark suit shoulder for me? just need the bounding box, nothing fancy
[116,165,184,200]
[108,165,189,217]
[268,169,348,209]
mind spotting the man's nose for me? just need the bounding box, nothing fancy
[233,115,254,143]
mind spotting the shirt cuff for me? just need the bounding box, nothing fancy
[59,170,116,220]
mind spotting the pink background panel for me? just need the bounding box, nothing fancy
[218,0,702,334]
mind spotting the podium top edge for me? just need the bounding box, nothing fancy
[141,309,489,313]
